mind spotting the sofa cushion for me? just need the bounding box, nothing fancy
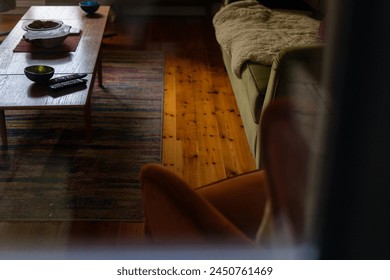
[221,50,264,160]
[246,62,271,122]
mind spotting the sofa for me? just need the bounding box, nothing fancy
[213,0,326,167]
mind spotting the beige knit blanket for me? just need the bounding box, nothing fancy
[213,0,321,77]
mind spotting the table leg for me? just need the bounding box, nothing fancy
[97,49,103,88]
[84,98,92,143]
[0,110,8,148]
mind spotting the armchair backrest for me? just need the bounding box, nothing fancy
[141,164,252,244]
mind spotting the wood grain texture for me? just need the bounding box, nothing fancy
[0,13,256,250]
[0,74,92,109]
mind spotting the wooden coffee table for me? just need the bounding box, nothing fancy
[0,5,110,148]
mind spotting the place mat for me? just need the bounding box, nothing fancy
[13,34,81,53]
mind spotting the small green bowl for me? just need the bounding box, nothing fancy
[24,65,55,84]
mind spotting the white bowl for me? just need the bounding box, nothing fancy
[23,24,71,48]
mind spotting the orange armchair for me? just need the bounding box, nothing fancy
[140,99,308,244]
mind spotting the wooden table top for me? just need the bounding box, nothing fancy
[0,6,109,109]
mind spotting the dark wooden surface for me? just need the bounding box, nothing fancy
[0,6,109,146]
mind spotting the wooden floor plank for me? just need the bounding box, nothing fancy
[162,53,178,172]
[192,50,227,185]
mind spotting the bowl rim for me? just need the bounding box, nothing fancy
[79,1,100,6]
[24,65,55,75]
[22,20,63,32]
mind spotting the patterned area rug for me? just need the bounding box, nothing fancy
[0,50,164,221]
